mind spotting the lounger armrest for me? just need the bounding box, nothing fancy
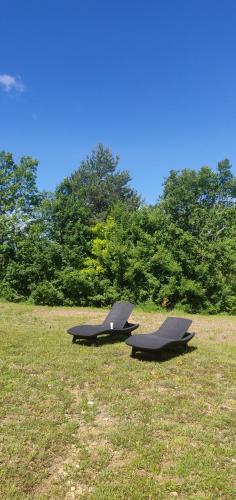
[181,332,195,342]
[122,322,139,332]
[122,321,139,330]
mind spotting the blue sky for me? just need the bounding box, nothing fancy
[1,0,236,203]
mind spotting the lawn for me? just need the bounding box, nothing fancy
[0,302,236,499]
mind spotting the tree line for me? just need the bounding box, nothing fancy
[0,145,235,313]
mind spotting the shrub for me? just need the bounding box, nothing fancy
[57,268,94,305]
[30,282,64,306]
[0,282,25,302]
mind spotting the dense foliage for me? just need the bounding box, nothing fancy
[0,145,235,313]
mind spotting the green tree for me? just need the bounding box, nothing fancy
[0,148,235,313]
[0,151,39,215]
[161,159,236,231]
[48,144,140,270]
[56,144,140,219]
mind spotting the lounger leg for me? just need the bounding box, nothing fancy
[90,337,98,347]
[72,336,77,344]
[131,347,136,358]
[185,343,188,353]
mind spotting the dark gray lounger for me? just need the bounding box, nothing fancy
[126,317,194,357]
[67,301,139,345]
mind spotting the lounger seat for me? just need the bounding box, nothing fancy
[68,325,107,337]
[126,317,194,357]
[67,301,139,344]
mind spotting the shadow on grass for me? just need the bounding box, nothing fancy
[71,332,132,347]
[130,345,197,363]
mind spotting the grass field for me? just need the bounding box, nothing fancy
[0,301,236,499]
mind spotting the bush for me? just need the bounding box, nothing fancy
[178,279,206,312]
[57,269,94,305]
[30,282,64,306]
[0,282,25,302]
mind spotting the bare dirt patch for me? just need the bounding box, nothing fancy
[191,316,236,342]
[35,307,104,319]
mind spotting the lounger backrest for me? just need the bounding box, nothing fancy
[103,302,134,329]
[155,317,192,339]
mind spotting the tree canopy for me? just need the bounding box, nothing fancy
[0,145,235,313]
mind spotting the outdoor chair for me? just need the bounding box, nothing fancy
[67,301,139,345]
[125,316,194,357]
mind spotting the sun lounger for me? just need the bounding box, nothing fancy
[67,301,139,345]
[125,317,194,357]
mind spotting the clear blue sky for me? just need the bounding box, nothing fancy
[1,0,236,203]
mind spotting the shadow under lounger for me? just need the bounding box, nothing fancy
[67,301,139,344]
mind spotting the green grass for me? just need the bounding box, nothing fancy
[0,302,236,499]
